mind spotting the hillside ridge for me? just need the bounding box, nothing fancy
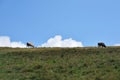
[0,47,120,80]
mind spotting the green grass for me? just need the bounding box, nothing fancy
[0,47,120,80]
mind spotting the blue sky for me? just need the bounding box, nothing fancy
[0,0,120,47]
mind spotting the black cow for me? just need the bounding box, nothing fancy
[26,42,34,48]
[98,42,106,48]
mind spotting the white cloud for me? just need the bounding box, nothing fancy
[114,44,120,46]
[40,35,83,47]
[0,36,26,48]
[11,42,26,48]
[0,36,11,47]
[0,35,83,48]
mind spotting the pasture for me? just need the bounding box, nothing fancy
[0,47,120,80]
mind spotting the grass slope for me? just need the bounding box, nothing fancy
[0,47,120,80]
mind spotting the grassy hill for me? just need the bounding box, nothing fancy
[0,47,120,80]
